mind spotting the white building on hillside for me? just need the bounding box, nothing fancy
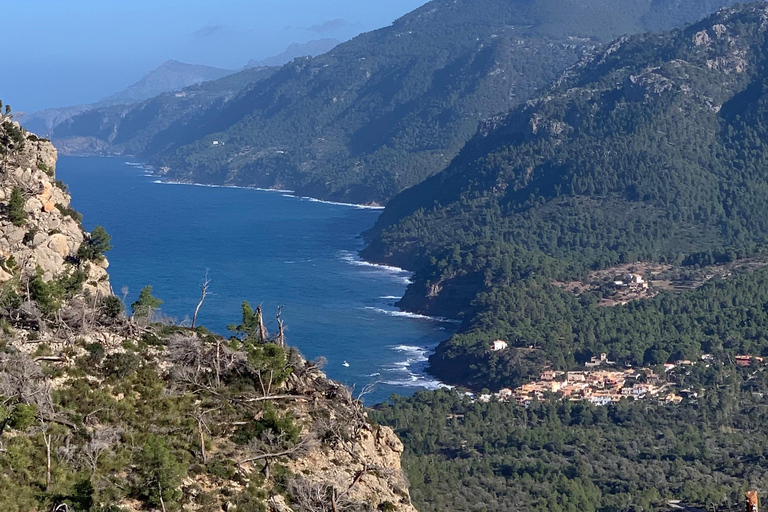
[491,340,508,351]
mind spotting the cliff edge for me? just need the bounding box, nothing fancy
[0,116,416,512]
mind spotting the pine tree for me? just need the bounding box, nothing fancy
[8,188,26,226]
[131,286,163,319]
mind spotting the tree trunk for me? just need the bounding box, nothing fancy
[198,418,207,464]
[256,305,268,343]
[44,431,52,491]
[215,339,221,388]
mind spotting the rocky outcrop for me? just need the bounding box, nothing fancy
[0,119,111,297]
[0,116,417,512]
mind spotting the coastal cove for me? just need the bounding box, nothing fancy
[57,156,456,404]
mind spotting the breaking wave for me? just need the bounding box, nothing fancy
[364,307,461,324]
[378,345,451,390]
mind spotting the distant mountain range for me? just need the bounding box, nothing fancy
[24,39,340,136]
[23,61,234,135]
[243,38,340,68]
[101,60,234,105]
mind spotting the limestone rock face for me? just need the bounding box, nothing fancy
[0,120,111,296]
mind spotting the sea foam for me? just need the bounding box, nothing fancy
[364,307,461,324]
[379,345,451,390]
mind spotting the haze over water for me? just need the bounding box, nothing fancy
[58,156,454,404]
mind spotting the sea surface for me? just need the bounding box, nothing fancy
[57,156,455,404]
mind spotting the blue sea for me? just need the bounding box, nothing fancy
[57,156,454,404]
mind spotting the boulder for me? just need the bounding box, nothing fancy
[47,234,70,257]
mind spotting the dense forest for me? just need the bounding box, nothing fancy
[56,0,740,204]
[363,3,768,389]
[372,361,768,512]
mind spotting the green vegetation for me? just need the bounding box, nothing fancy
[130,286,163,319]
[56,0,739,204]
[0,330,296,511]
[0,119,25,157]
[364,3,768,389]
[8,188,26,226]
[55,203,83,222]
[77,226,112,262]
[373,366,768,512]
[29,266,88,316]
[37,161,53,177]
[0,301,391,511]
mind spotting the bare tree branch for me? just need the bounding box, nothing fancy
[191,271,211,329]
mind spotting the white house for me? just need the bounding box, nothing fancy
[491,340,508,351]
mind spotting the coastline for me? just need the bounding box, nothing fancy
[132,158,456,398]
[130,162,386,210]
[337,249,461,399]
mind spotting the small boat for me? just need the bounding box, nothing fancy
[342,361,350,367]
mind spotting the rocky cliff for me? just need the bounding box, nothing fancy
[0,118,416,512]
[0,119,110,297]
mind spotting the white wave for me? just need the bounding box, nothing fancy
[280,193,384,210]
[393,345,429,356]
[372,344,453,392]
[380,295,400,300]
[151,179,295,193]
[364,307,461,324]
[381,375,451,390]
[338,252,413,284]
[339,251,408,273]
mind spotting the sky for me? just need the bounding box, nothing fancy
[1,0,427,113]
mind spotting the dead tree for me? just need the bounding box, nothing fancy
[237,429,316,478]
[167,333,247,390]
[43,428,52,490]
[276,306,286,347]
[256,305,268,343]
[189,407,220,464]
[81,425,122,476]
[191,271,211,329]
[288,477,366,512]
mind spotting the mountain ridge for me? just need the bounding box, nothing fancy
[362,1,768,389]
[23,60,235,136]
[53,0,742,204]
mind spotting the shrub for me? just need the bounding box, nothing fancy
[22,227,37,245]
[29,268,64,315]
[55,203,81,221]
[131,286,163,319]
[78,225,112,262]
[8,188,26,226]
[133,434,186,508]
[36,161,53,177]
[101,352,142,379]
[100,295,124,318]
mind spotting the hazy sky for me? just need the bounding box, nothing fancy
[1,0,427,113]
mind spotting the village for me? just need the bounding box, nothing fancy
[483,339,762,406]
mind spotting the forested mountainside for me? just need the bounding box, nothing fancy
[363,2,768,389]
[52,66,278,157]
[0,117,416,511]
[56,0,739,204]
[373,370,768,512]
